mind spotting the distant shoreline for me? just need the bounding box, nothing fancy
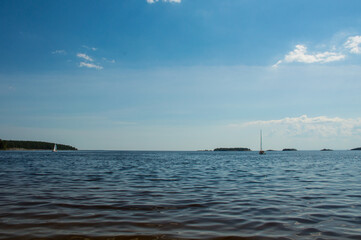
[1,148,77,151]
[214,147,251,151]
[0,140,77,151]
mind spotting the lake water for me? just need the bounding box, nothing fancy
[1,150,361,240]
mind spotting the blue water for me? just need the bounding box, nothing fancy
[0,150,361,240]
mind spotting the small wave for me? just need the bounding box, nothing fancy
[149,178,179,181]
[314,204,347,209]
[17,201,50,207]
[284,217,317,224]
[257,207,281,215]
[346,194,361,198]
[255,222,288,231]
[54,203,206,211]
[300,196,326,200]
[297,227,322,236]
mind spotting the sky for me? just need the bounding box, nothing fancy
[1,0,361,150]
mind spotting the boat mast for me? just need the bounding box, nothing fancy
[260,130,263,151]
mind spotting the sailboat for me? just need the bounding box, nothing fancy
[52,144,57,152]
[259,130,265,155]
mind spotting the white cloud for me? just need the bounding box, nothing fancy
[102,57,116,63]
[77,53,93,62]
[52,50,66,55]
[344,36,361,54]
[240,115,361,137]
[82,45,97,51]
[147,0,181,3]
[79,62,103,70]
[273,45,345,67]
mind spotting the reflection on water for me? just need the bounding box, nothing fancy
[0,150,361,240]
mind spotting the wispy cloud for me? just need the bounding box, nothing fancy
[52,49,66,55]
[273,45,345,68]
[82,45,97,51]
[76,50,106,70]
[102,57,116,63]
[146,0,181,3]
[77,53,93,62]
[238,115,361,137]
[344,36,361,54]
[79,62,103,70]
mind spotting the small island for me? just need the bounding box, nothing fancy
[321,148,333,151]
[351,147,361,151]
[0,139,77,151]
[214,147,251,151]
[282,148,297,151]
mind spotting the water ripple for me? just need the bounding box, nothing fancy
[1,150,361,240]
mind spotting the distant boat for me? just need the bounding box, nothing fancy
[259,130,265,155]
[52,144,57,152]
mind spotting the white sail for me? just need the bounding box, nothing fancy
[53,144,57,152]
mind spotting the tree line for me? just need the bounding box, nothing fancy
[0,139,77,150]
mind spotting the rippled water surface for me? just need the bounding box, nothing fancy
[1,150,361,240]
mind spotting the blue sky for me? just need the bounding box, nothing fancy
[1,0,361,150]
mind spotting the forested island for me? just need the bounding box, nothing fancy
[214,147,251,151]
[282,148,297,151]
[0,139,77,150]
[351,147,361,150]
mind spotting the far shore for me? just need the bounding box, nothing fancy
[1,148,75,151]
